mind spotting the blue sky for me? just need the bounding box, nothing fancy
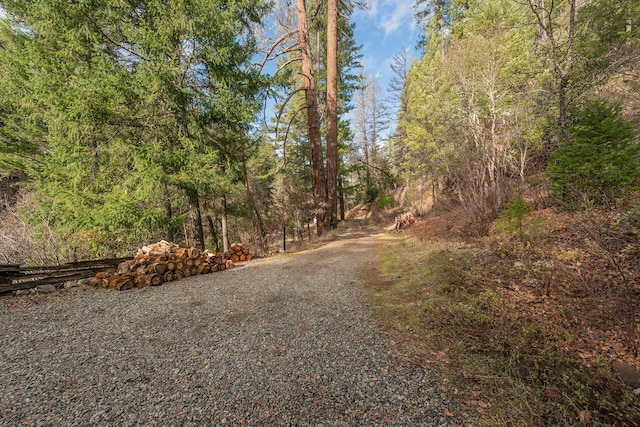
[352,0,421,96]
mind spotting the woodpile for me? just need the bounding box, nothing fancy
[89,241,252,291]
[395,213,416,230]
[224,243,252,263]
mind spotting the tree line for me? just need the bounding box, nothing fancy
[395,0,640,233]
[1,0,638,263]
[0,0,367,263]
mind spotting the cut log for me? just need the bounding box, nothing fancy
[89,277,102,287]
[166,260,176,271]
[131,255,150,269]
[147,240,177,257]
[185,258,194,267]
[183,268,191,278]
[135,274,147,288]
[116,261,131,275]
[193,257,202,267]
[175,260,185,271]
[189,248,201,259]
[174,270,184,281]
[163,271,174,282]
[146,273,164,286]
[120,280,135,291]
[173,248,189,259]
[147,262,167,276]
[239,254,246,261]
[109,274,134,291]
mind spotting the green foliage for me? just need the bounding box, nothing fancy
[376,194,394,210]
[547,101,640,210]
[496,194,541,243]
[400,0,639,227]
[399,0,545,229]
[0,0,271,257]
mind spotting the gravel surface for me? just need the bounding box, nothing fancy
[1,220,466,426]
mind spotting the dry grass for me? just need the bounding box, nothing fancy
[365,205,640,426]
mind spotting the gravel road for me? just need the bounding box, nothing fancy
[1,220,465,426]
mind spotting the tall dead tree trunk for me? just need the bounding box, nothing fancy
[338,176,345,221]
[296,0,326,236]
[325,0,339,230]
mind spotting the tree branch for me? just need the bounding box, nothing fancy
[275,87,306,137]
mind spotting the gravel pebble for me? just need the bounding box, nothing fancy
[0,221,467,426]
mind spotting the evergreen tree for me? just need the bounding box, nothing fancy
[0,0,271,257]
[547,101,640,209]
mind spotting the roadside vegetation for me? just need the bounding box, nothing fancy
[367,197,640,426]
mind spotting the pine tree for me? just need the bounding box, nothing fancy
[0,0,271,256]
[547,101,640,209]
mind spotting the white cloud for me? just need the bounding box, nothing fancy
[355,0,415,37]
[378,1,415,36]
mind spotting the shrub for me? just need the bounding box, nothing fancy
[377,194,394,210]
[496,194,531,242]
[547,101,640,209]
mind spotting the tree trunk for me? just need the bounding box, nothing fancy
[338,176,345,221]
[188,190,205,251]
[221,194,230,253]
[325,0,339,230]
[527,0,576,147]
[244,172,268,254]
[165,197,174,243]
[206,215,219,253]
[296,0,326,237]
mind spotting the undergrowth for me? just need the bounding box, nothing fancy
[367,216,640,426]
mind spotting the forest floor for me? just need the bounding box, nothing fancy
[363,202,640,426]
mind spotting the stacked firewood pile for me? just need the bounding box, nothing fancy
[226,243,253,263]
[89,240,252,291]
[395,213,416,230]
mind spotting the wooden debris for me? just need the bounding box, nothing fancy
[395,213,416,230]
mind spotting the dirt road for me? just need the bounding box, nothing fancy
[0,220,464,426]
